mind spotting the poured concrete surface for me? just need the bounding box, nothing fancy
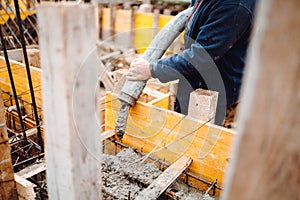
[101,148,216,200]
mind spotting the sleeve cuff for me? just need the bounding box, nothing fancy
[149,61,159,79]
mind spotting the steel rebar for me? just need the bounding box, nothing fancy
[0,21,19,48]
[0,3,23,47]
[0,25,28,142]
[13,0,44,153]
[107,138,223,190]
[4,1,36,45]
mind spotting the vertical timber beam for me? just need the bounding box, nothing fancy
[0,88,18,200]
[38,3,101,199]
[130,6,138,48]
[169,80,178,111]
[109,3,116,39]
[222,1,300,200]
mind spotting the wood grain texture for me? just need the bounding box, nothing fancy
[16,161,46,179]
[222,1,300,200]
[188,89,218,124]
[38,3,100,199]
[136,156,192,200]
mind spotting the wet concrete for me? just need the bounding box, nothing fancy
[170,180,217,200]
[101,149,216,200]
[101,148,161,199]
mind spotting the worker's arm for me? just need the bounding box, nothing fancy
[150,3,253,83]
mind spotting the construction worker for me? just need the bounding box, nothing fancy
[127,0,256,126]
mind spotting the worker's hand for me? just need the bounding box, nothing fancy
[127,58,152,81]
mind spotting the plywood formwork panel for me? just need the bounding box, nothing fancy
[105,92,235,192]
[0,56,42,115]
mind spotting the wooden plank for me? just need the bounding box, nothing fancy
[38,3,100,199]
[0,88,18,199]
[143,87,166,99]
[148,93,170,109]
[15,174,36,200]
[0,48,23,62]
[188,89,218,124]
[100,96,106,131]
[136,156,192,200]
[222,1,300,200]
[100,130,115,141]
[16,161,46,179]
[105,92,235,194]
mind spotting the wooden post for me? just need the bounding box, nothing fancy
[38,3,100,199]
[110,3,116,39]
[15,174,36,199]
[0,89,18,199]
[98,3,103,39]
[138,3,153,13]
[0,48,23,62]
[188,89,218,123]
[130,6,138,48]
[169,80,178,111]
[222,1,300,200]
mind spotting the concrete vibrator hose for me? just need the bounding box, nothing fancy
[115,7,194,139]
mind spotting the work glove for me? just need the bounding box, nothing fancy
[127,58,152,81]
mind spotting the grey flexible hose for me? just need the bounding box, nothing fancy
[115,7,194,139]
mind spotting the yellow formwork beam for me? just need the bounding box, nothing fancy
[0,0,36,24]
[134,12,154,53]
[100,8,183,53]
[0,57,42,114]
[105,92,235,194]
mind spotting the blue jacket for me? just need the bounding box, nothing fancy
[150,0,256,122]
